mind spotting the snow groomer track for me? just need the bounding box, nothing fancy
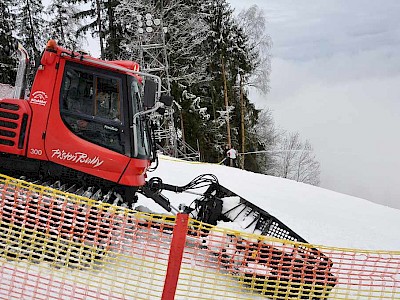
[0,174,399,300]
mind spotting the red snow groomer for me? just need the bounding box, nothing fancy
[0,41,336,298]
[0,40,171,203]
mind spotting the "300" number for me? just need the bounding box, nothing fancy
[30,148,43,156]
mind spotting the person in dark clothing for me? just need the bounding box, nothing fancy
[224,145,230,166]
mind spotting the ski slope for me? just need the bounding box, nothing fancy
[1,155,399,299]
[137,155,400,251]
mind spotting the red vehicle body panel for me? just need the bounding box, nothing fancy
[26,49,61,161]
[0,98,32,155]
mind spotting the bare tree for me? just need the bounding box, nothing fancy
[279,132,302,179]
[236,4,272,94]
[274,132,321,185]
[253,108,282,174]
[295,141,321,185]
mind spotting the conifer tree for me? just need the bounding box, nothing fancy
[224,5,272,171]
[72,0,104,58]
[200,0,237,159]
[162,0,213,159]
[0,0,17,84]
[73,0,121,59]
[202,0,262,163]
[103,0,122,59]
[16,0,47,64]
[46,0,84,50]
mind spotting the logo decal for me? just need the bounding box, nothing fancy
[30,91,48,106]
[51,149,104,168]
[104,124,118,132]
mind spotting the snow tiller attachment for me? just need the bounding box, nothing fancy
[142,175,338,299]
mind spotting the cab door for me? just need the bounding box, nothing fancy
[45,60,131,183]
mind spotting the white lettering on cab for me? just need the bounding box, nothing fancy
[51,149,104,168]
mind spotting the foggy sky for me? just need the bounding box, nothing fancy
[228,0,400,208]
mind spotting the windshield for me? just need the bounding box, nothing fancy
[130,78,150,157]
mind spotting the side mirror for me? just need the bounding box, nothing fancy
[143,79,157,108]
[160,95,173,107]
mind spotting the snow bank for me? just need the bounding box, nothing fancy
[137,155,400,251]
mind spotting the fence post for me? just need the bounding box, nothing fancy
[161,213,189,300]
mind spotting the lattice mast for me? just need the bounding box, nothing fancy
[135,0,177,156]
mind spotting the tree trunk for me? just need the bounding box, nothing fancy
[221,55,231,148]
[26,0,37,58]
[107,0,115,60]
[96,0,104,59]
[240,74,245,169]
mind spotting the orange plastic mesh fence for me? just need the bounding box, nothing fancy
[178,221,400,299]
[0,174,399,300]
[0,175,173,300]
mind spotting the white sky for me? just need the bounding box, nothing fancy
[228,0,400,209]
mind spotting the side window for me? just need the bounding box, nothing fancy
[131,80,150,157]
[60,64,125,154]
[95,77,121,122]
[62,69,94,115]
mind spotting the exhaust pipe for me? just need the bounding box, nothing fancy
[13,43,30,100]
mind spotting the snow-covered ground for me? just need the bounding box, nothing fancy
[0,83,14,99]
[137,155,400,251]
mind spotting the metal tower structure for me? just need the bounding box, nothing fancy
[133,1,177,156]
[127,1,200,161]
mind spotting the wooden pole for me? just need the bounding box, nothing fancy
[240,74,245,169]
[180,110,186,154]
[221,55,231,148]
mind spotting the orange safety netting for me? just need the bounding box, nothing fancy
[0,174,399,300]
[178,221,400,299]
